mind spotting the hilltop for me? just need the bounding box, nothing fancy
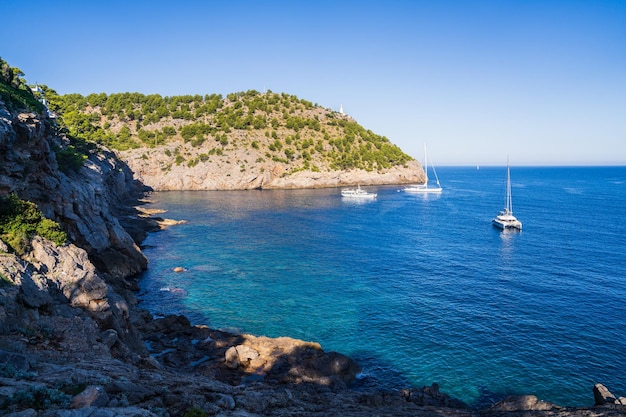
[43,89,424,190]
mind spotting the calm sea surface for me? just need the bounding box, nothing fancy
[137,166,626,407]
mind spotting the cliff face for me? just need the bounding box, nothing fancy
[0,97,151,356]
[118,140,424,191]
[0,100,147,283]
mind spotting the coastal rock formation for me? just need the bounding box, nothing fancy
[0,105,147,285]
[2,93,625,416]
[119,145,424,191]
[594,383,626,406]
[487,395,560,411]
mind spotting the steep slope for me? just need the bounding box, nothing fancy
[47,90,425,190]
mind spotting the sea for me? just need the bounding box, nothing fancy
[137,166,626,408]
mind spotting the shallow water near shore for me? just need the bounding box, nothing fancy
[138,166,626,407]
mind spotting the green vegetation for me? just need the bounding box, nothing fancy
[0,57,45,113]
[8,386,71,410]
[2,56,412,176]
[184,407,209,417]
[1,58,92,173]
[54,135,94,174]
[0,194,67,255]
[46,89,413,172]
[0,273,13,287]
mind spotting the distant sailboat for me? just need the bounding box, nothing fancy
[404,144,442,194]
[492,156,522,231]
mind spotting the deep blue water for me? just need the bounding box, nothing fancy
[137,166,626,407]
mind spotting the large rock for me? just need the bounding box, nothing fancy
[223,334,361,387]
[594,383,626,406]
[487,394,558,411]
[70,385,109,409]
[31,237,109,313]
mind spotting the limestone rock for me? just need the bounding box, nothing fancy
[31,237,109,312]
[70,385,109,409]
[0,350,30,374]
[119,146,424,191]
[223,334,361,387]
[15,266,53,309]
[100,329,119,348]
[488,394,557,411]
[400,383,467,409]
[594,383,622,406]
[0,98,148,288]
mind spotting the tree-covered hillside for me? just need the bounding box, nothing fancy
[0,57,45,114]
[44,89,413,173]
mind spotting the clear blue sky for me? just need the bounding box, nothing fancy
[2,0,625,165]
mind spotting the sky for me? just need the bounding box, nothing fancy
[2,0,625,166]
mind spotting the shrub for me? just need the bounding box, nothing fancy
[0,194,67,254]
[184,407,208,417]
[9,386,71,410]
[0,273,13,287]
[55,145,88,173]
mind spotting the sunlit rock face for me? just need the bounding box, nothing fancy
[119,146,425,191]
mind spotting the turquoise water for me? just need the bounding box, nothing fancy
[137,166,626,407]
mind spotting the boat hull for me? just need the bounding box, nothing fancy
[341,187,377,199]
[492,218,522,230]
[404,185,442,194]
[341,192,377,199]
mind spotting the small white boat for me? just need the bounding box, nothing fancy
[341,185,377,199]
[492,156,522,231]
[404,144,442,194]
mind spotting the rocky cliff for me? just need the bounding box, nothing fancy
[1,94,624,416]
[119,143,423,191]
[47,89,426,191]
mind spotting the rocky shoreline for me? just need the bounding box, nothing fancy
[1,105,625,416]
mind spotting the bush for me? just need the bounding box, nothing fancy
[0,273,14,287]
[0,194,67,255]
[9,386,71,410]
[55,145,87,173]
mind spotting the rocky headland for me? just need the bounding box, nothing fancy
[1,94,625,417]
[119,142,424,191]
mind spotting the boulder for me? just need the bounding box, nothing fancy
[593,383,626,406]
[223,334,360,386]
[400,383,467,409]
[30,237,109,312]
[18,271,53,309]
[488,394,557,411]
[70,385,109,409]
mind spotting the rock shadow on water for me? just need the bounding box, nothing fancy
[348,350,468,409]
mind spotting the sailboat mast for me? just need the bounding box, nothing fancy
[506,156,513,214]
[423,143,429,185]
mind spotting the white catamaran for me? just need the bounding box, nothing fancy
[492,156,522,231]
[404,144,442,194]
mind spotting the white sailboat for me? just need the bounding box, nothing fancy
[404,144,443,194]
[492,156,522,231]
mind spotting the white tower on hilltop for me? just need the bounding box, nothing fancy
[339,104,344,114]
